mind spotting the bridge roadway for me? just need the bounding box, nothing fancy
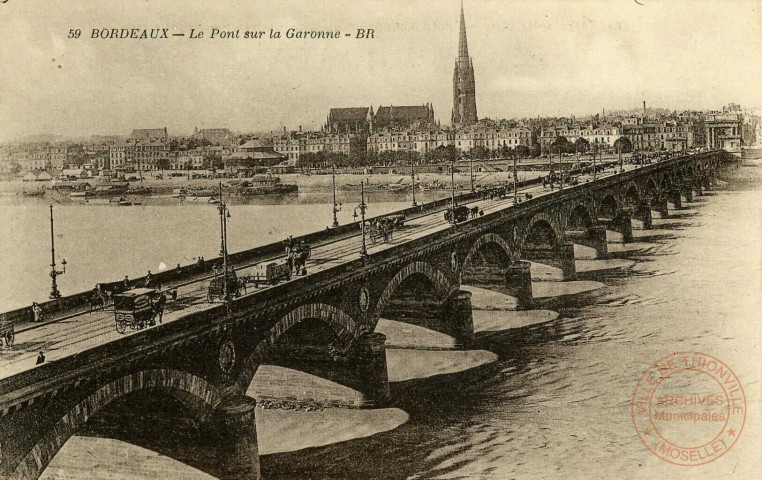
[0,162,641,384]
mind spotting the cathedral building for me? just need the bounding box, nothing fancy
[451,3,478,127]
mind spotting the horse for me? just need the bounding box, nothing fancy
[469,206,479,219]
[291,250,309,275]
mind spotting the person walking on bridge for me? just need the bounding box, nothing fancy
[32,302,43,323]
[36,351,45,365]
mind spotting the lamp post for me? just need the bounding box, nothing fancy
[619,144,624,173]
[48,204,66,299]
[469,155,474,193]
[450,158,456,210]
[512,149,518,205]
[559,149,564,189]
[331,164,339,227]
[411,158,417,207]
[217,182,231,300]
[358,180,368,258]
[592,144,598,180]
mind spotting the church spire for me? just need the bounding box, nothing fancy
[458,1,469,60]
[452,1,478,127]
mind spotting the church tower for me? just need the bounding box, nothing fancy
[452,2,478,127]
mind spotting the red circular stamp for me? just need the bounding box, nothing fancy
[631,351,746,466]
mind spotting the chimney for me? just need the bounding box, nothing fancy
[299,125,302,133]
[643,101,646,116]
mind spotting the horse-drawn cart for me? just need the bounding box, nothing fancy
[207,270,244,303]
[113,288,166,334]
[247,262,292,288]
[444,205,470,224]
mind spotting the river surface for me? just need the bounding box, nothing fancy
[0,191,451,311]
[10,165,762,479]
[258,164,761,479]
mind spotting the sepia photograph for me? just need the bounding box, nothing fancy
[0,1,760,479]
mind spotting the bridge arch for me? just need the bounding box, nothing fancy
[233,303,362,395]
[598,193,619,220]
[376,261,454,317]
[644,177,658,201]
[567,204,594,231]
[12,369,221,480]
[623,183,640,209]
[462,233,513,271]
[522,213,561,250]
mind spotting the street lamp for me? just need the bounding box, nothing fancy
[469,155,474,193]
[48,204,66,299]
[618,144,624,173]
[559,148,564,189]
[592,144,598,180]
[512,149,518,205]
[450,158,456,211]
[217,182,231,300]
[411,158,417,207]
[357,180,368,258]
[331,164,339,228]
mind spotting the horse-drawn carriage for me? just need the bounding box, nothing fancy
[445,205,470,224]
[0,315,14,347]
[113,288,166,334]
[207,270,245,302]
[367,214,405,244]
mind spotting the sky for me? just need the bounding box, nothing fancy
[0,0,761,141]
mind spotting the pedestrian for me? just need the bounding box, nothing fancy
[145,271,153,287]
[36,351,45,365]
[32,302,43,323]
[123,275,130,290]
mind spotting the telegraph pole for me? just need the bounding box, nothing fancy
[48,204,66,299]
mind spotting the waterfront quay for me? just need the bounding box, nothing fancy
[0,151,730,480]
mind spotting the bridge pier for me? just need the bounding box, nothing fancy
[443,290,475,348]
[260,332,390,408]
[653,196,669,218]
[609,211,634,243]
[523,242,577,281]
[634,203,653,229]
[505,260,533,309]
[214,396,261,480]
[682,186,694,203]
[565,226,608,259]
[669,189,683,209]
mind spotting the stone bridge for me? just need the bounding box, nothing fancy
[0,151,731,479]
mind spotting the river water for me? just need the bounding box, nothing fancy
[10,164,762,479]
[0,191,451,311]
[258,164,761,479]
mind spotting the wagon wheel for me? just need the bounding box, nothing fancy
[115,320,127,334]
[5,329,14,347]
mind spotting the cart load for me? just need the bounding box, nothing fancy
[247,261,292,288]
[113,288,166,334]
